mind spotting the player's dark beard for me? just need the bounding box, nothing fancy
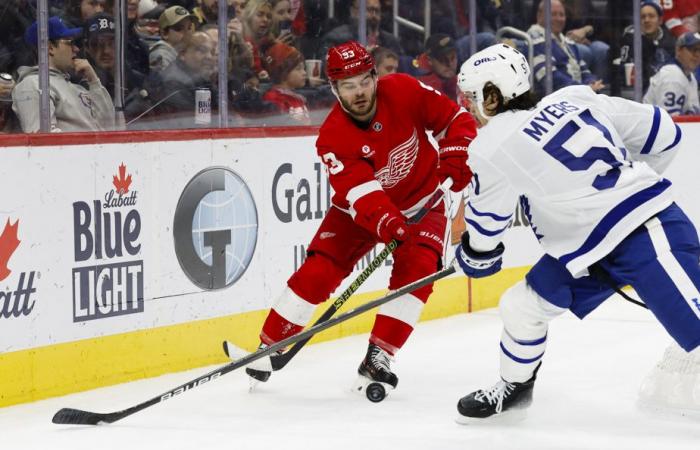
[340,92,377,119]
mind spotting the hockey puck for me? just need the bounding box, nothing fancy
[365,382,386,403]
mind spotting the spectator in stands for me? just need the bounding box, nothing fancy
[149,31,216,126]
[416,34,459,101]
[371,46,399,77]
[557,0,610,83]
[644,31,700,115]
[124,0,152,78]
[0,73,20,133]
[616,0,676,95]
[150,5,195,73]
[134,3,166,49]
[84,13,145,100]
[13,16,116,132]
[270,0,296,47]
[660,0,700,37]
[233,0,248,17]
[0,0,43,74]
[320,0,402,59]
[192,0,240,29]
[529,0,604,94]
[241,0,275,80]
[262,42,309,124]
[63,0,110,28]
[452,0,500,61]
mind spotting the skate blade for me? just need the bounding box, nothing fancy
[455,407,528,425]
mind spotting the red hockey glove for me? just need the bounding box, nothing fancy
[438,137,472,193]
[352,191,409,244]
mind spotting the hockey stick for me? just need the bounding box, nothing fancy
[226,180,452,371]
[52,264,457,425]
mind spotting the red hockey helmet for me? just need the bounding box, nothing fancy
[326,41,375,81]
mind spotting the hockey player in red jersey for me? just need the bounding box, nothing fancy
[661,0,700,37]
[246,40,477,397]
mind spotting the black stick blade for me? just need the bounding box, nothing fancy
[52,408,118,425]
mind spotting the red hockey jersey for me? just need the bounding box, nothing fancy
[662,0,700,36]
[316,73,477,219]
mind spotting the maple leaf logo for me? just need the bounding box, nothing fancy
[0,219,21,282]
[113,163,132,195]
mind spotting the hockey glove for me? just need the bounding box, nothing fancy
[455,232,504,278]
[437,137,472,193]
[353,191,409,244]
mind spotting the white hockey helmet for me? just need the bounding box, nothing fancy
[457,44,531,120]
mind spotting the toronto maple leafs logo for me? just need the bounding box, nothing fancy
[0,219,20,282]
[374,128,420,188]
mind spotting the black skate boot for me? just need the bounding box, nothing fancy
[457,363,541,422]
[355,344,399,402]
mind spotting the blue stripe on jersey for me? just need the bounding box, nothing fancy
[505,329,548,346]
[641,107,661,154]
[500,342,545,364]
[662,124,682,152]
[559,179,671,266]
[467,201,512,221]
[466,218,509,237]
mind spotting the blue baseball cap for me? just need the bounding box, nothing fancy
[677,31,700,48]
[25,16,83,46]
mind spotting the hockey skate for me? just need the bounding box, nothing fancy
[456,363,541,423]
[353,344,399,403]
[243,343,282,389]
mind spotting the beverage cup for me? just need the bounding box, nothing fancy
[305,59,322,80]
[624,63,635,87]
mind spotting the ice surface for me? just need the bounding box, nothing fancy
[1,299,698,450]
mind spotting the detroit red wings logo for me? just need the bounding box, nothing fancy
[375,129,419,188]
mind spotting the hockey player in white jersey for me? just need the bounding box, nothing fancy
[643,31,700,115]
[453,43,700,421]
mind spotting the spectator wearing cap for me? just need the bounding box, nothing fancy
[262,42,310,124]
[0,73,20,133]
[371,46,399,78]
[415,34,459,101]
[150,5,195,72]
[12,16,116,132]
[644,31,700,115]
[84,13,146,99]
[616,1,676,95]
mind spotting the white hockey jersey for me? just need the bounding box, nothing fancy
[643,61,700,115]
[466,85,681,277]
